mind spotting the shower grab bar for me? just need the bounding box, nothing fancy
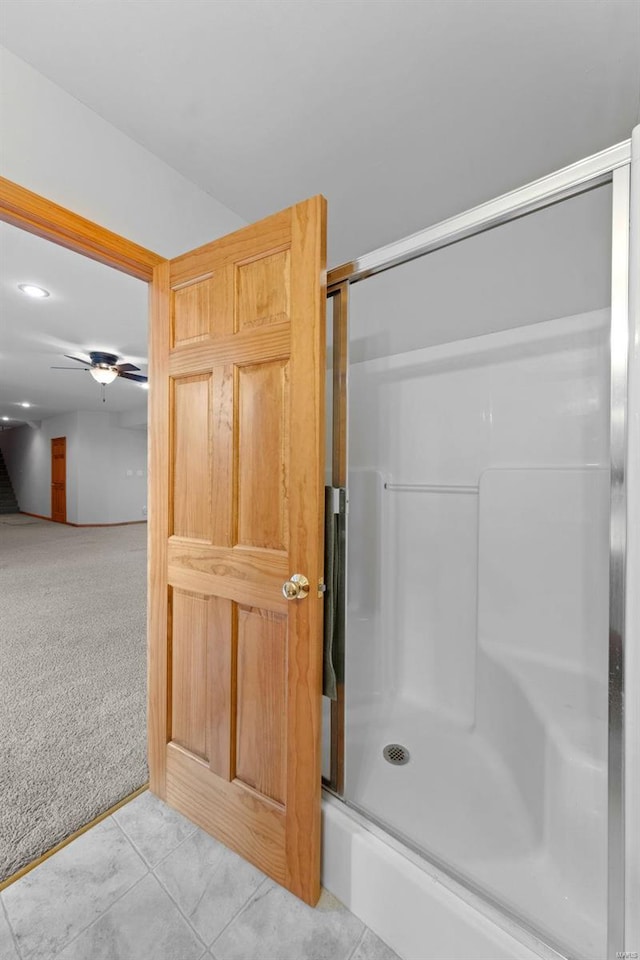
[384,482,478,494]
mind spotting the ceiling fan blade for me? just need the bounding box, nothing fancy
[50,366,89,370]
[63,355,91,366]
[115,362,140,372]
[118,372,148,383]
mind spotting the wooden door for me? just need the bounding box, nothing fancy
[51,437,66,522]
[148,197,327,905]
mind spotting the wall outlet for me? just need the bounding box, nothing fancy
[142,505,147,517]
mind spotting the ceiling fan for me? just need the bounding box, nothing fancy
[51,351,147,384]
[51,351,148,401]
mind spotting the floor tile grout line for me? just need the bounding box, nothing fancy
[110,797,260,950]
[4,819,150,960]
[346,925,368,960]
[210,875,274,950]
[0,891,23,960]
[151,864,211,951]
[146,821,200,872]
[48,871,151,960]
[150,821,271,948]
[111,802,198,871]
[109,811,157,869]
[108,805,208,952]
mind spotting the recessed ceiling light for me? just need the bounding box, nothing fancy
[2,417,9,422]
[139,382,149,390]
[18,283,50,298]
[21,402,31,408]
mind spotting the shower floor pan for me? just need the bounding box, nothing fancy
[344,652,607,959]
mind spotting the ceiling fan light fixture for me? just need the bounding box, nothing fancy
[18,283,50,298]
[90,366,118,385]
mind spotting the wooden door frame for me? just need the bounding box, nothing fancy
[0,177,162,883]
[0,177,163,279]
[1,176,347,854]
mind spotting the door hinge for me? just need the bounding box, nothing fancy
[317,577,326,598]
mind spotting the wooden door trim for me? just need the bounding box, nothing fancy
[148,261,170,795]
[0,176,164,770]
[19,511,147,528]
[0,784,149,892]
[0,177,163,281]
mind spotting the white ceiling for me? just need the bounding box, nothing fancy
[1,0,638,267]
[0,221,148,425]
[0,0,637,426]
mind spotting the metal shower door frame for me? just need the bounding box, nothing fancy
[326,133,638,959]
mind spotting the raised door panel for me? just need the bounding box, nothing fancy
[171,271,232,347]
[170,587,235,780]
[51,453,65,483]
[171,589,209,760]
[172,375,212,540]
[235,605,287,804]
[236,249,291,331]
[237,360,290,551]
[207,596,235,781]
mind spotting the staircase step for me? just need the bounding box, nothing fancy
[0,450,19,512]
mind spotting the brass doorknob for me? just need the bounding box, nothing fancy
[282,574,309,600]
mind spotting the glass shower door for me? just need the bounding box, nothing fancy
[342,183,613,958]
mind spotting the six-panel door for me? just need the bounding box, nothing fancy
[148,197,327,905]
[51,436,66,523]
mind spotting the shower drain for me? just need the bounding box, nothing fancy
[383,743,410,766]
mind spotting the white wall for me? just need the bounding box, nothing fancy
[0,46,246,256]
[75,412,147,524]
[0,47,246,517]
[0,411,147,524]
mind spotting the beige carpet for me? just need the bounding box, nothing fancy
[0,517,148,881]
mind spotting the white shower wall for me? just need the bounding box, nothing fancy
[347,309,609,718]
[345,308,610,957]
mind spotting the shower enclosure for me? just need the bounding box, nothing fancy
[322,138,637,960]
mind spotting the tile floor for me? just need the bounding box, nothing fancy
[1,791,400,960]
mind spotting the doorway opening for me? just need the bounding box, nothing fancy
[0,183,158,885]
